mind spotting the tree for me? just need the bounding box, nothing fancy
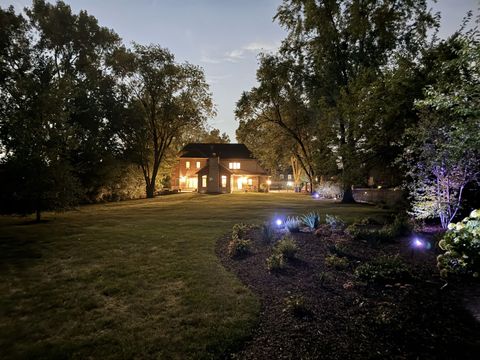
[405,34,480,228]
[236,54,319,192]
[274,0,438,202]
[115,44,214,198]
[0,6,80,221]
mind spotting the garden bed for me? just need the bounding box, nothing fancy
[216,223,480,359]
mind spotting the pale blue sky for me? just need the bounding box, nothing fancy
[3,0,479,141]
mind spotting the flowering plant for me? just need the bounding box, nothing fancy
[437,209,480,278]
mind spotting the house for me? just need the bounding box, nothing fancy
[171,143,269,193]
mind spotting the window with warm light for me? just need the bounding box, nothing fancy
[186,161,190,169]
[228,162,240,169]
[288,174,292,180]
[196,161,201,169]
[247,178,253,186]
[202,175,207,187]
[221,175,227,188]
[280,174,284,180]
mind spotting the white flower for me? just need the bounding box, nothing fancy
[447,223,456,230]
[456,223,465,231]
[470,209,480,218]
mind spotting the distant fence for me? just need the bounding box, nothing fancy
[353,188,404,206]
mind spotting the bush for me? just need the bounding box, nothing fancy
[355,255,412,284]
[274,235,298,260]
[437,209,480,278]
[266,253,285,271]
[346,214,413,244]
[232,223,251,240]
[283,294,310,317]
[328,242,355,259]
[325,214,346,230]
[301,211,320,229]
[228,238,251,258]
[284,216,302,233]
[262,221,275,244]
[325,254,349,269]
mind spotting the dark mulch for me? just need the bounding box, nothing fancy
[216,226,480,360]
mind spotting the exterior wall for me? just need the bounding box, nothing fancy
[353,188,404,206]
[173,157,207,191]
[172,156,268,193]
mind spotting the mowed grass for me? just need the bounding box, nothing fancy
[0,192,386,359]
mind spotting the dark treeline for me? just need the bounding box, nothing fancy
[236,0,479,224]
[0,0,229,220]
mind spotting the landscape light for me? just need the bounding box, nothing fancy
[266,180,272,185]
[275,219,283,226]
[411,237,431,250]
[312,192,320,199]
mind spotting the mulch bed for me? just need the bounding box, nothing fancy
[216,225,480,359]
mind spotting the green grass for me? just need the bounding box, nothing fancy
[0,192,386,359]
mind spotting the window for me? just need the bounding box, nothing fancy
[279,174,284,180]
[186,161,190,169]
[221,175,227,188]
[202,175,207,187]
[287,174,292,180]
[196,161,201,169]
[247,178,253,186]
[229,162,240,169]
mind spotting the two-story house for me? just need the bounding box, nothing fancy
[171,143,269,193]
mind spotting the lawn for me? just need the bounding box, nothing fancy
[0,192,386,359]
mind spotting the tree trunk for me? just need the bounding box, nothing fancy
[146,183,155,198]
[341,186,356,204]
[36,208,41,222]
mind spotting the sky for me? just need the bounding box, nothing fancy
[3,0,479,141]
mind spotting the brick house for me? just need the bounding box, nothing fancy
[171,143,269,193]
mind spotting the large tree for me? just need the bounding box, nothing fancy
[273,0,438,202]
[115,44,214,198]
[236,54,319,191]
[404,33,480,228]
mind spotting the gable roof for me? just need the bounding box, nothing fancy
[180,143,254,159]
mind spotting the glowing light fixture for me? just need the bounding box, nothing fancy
[266,180,272,185]
[287,181,293,187]
[275,219,283,226]
[312,192,320,199]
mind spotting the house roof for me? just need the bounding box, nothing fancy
[180,143,254,159]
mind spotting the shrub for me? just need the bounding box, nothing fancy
[283,294,310,317]
[325,214,346,230]
[274,235,298,260]
[437,209,480,278]
[355,255,412,284]
[262,221,275,244]
[266,253,285,271]
[346,214,412,244]
[301,211,320,229]
[284,216,302,233]
[325,254,349,269]
[228,238,251,258]
[390,214,413,237]
[232,223,251,240]
[328,242,355,259]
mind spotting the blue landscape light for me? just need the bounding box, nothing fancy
[275,218,283,226]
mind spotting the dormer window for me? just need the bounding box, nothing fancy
[186,161,190,169]
[196,161,201,169]
[229,162,240,169]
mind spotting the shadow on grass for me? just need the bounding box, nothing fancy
[0,236,42,267]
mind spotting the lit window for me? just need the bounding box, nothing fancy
[221,175,227,188]
[186,161,190,169]
[288,174,292,180]
[202,175,207,187]
[229,162,240,169]
[247,178,253,185]
[280,174,284,180]
[196,161,201,169]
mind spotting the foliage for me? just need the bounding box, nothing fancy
[228,238,251,258]
[314,182,342,200]
[325,254,349,270]
[325,214,346,230]
[404,35,480,228]
[347,214,412,243]
[284,216,302,233]
[283,294,310,317]
[274,235,298,260]
[328,243,355,259]
[262,222,276,244]
[232,223,252,240]
[355,255,412,284]
[266,253,285,272]
[301,211,320,229]
[437,209,480,278]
